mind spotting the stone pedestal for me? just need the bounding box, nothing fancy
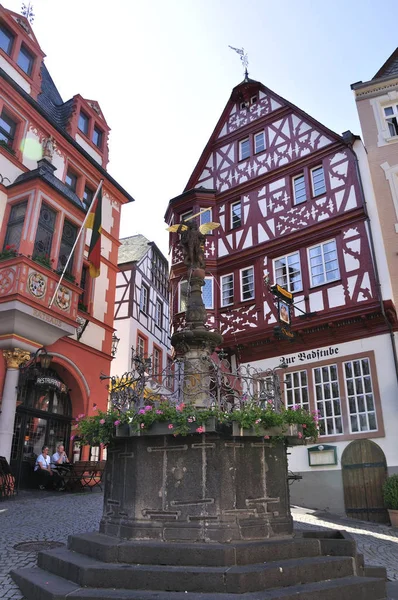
[100,432,293,543]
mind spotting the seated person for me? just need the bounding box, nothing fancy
[51,444,70,470]
[35,445,64,491]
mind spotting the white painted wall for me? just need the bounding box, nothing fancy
[249,333,398,473]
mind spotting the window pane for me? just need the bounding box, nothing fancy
[344,358,377,434]
[202,278,213,309]
[65,171,77,191]
[384,106,394,116]
[274,252,302,292]
[314,364,342,436]
[239,138,250,160]
[57,220,78,273]
[0,110,16,148]
[92,126,103,148]
[293,175,306,204]
[312,166,326,196]
[241,267,254,300]
[0,25,13,55]
[284,369,309,410]
[17,45,33,75]
[221,274,233,306]
[33,204,56,259]
[254,132,265,153]
[231,201,242,229]
[78,112,89,135]
[4,201,27,250]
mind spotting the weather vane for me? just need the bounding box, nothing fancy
[21,2,34,24]
[229,46,249,79]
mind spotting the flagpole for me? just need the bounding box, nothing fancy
[48,179,104,309]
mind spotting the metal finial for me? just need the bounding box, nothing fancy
[228,46,249,79]
[21,2,35,24]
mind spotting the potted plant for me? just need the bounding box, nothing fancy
[383,474,398,526]
[0,244,18,261]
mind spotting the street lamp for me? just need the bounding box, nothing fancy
[111,333,120,358]
[38,348,53,369]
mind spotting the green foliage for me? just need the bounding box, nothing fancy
[73,400,319,446]
[32,254,54,269]
[383,474,398,509]
[72,409,124,447]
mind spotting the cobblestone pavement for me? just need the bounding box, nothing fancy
[2,493,398,599]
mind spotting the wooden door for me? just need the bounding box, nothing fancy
[342,440,388,523]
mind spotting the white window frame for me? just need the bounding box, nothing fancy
[137,335,146,358]
[307,239,340,287]
[254,131,265,154]
[231,200,242,229]
[292,173,307,205]
[178,280,188,313]
[313,363,343,437]
[383,104,398,138]
[311,166,326,197]
[273,251,302,293]
[343,357,377,434]
[239,138,250,161]
[139,284,149,314]
[240,266,255,302]
[284,370,309,411]
[221,273,234,307]
[155,299,163,328]
[202,277,214,309]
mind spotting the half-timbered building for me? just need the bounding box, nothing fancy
[0,4,133,484]
[112,235,171,380]
[165,74,398,520]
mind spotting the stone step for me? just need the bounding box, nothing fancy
[68,532,322,566]
[37,547,357,593]
[10,567,387,600]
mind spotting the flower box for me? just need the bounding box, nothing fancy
[232,422,301,438]
[117,417,219,437]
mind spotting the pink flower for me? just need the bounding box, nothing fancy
[70,435,75,441]
[144,405,152,411]
[156,410,163,415]
[264,435,270,440]
[302,424,307,429]
[293,405,300,411]
[114,420,121,426]
[168,424,174,429]
[267,400,273,405]
[176,403,185,412]
[140,423,145,429]
[196,426,205,434]
[78,413,85,419]
[255,419,261,424]
[138,409,146,414]
[93,403,97,409]
[298,432,303,439]
[99,419,105,425]
[187,418,193,423]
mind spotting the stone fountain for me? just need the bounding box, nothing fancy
[12,219,387,599]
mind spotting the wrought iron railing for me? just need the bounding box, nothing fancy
[103,351,283,414]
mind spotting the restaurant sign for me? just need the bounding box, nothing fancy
[36,376,67,393]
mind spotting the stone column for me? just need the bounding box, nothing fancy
[0,349,30,461]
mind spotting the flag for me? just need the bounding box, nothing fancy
[85,189,102,278]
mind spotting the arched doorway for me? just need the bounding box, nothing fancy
[10,368,72,488]
[342,439,388,523]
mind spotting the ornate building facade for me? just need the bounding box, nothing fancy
[112,235,171,380]
[165,73,398,519]
[0,5,133,482]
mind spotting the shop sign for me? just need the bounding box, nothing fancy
[36,376,67,393]
[280,346,340,366]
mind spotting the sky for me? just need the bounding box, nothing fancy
[5,0,396,257]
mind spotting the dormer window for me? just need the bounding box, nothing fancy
[384,105,398,137]
[78,111,89,135]
[92,125,103,148]
[0,23,14,55]
[65,170,78,192]
[17,44,34,75]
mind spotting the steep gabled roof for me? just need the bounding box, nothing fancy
[37,64,74,129]
[184,78,344,192]
[373,47,398,80]
[118,235,150,265]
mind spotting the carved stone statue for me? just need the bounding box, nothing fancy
[178,220,206,269]
[42,136,55,161]
[167,216,220,271]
